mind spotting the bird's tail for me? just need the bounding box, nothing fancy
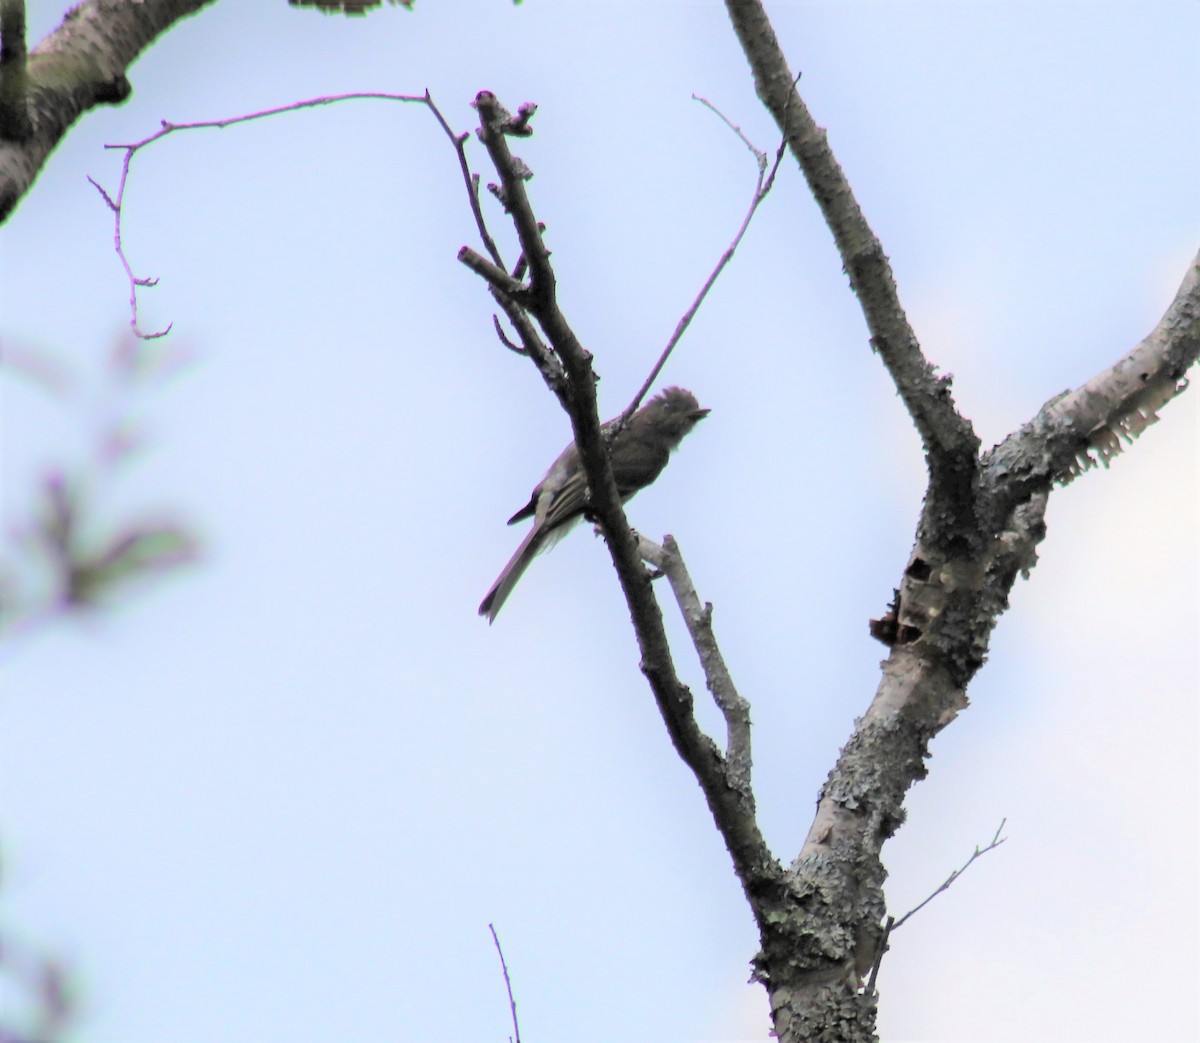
[478,526,544,623]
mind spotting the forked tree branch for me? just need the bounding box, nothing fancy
[723,0,981,520]
[638,534,753,792]
[720,2,1197,1040]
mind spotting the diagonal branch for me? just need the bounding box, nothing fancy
[984,250,1200,511]
[472,94,558,312]
[722,7,1194,1041]
[638,534,753,793]
[464,90,782,915]
[891,819,1008,934]
[621,95,787,424]
[865,819,1008,992]
[487,924,522,1043]
[424,90,505,270]
[723,0,980,505]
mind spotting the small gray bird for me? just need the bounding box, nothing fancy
[479,387,709,622]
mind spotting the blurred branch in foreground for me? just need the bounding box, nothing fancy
[0,333,200,643]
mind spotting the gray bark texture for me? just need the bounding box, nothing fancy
[468,71,1197,1039]
[720,2,1199,1039]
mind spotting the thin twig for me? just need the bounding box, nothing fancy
[87,169,171,340]
[492,314,526,354]
[622,96,787,423]
[866,819,1008,991]
[107,92,428,147]
[470,92,557,313]
[424,90,506,269]
[693,95,768,171]
[88,92,429,339]
[488,923,521,1043]
[427,95,559,373]
[863,915,894,995]
[892,818,1008,932]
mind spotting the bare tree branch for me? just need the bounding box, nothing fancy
[717,3,1195,1040]
[458,245,526,296]
[985,251,1200,509]
[488,924,521,1043]
[638,534,753,792]
[0,0,219,224]
[463,60,1195,1041]
[723,0,980,517]
[865,819,1008,992]
[894,819,1008,933]
[86,92,429,337]
[464,90,783,928]
[424,89,505,270]
[623,95,787,424]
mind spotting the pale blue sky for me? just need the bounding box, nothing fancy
[2,3,1197,1041]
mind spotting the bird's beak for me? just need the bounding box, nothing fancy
[691,407,711,421]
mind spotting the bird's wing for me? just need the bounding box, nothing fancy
[609,429,669,498]
[539,468,590,529]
